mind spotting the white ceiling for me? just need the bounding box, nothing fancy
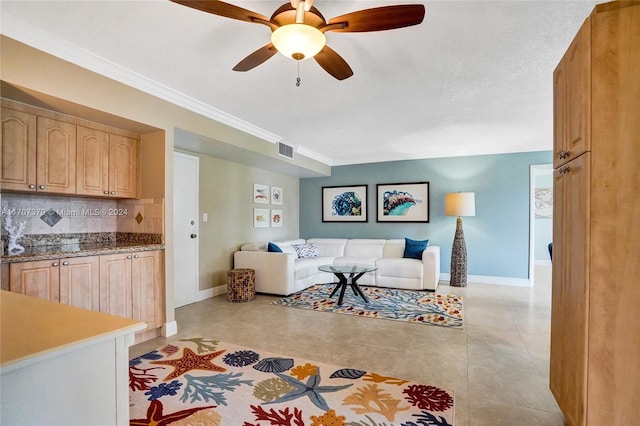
[1,0,598,167]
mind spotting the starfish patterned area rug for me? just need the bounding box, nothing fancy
[273,284,463,328]
[129,338,455,426]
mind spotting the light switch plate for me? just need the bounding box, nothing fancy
[202,213,208,222]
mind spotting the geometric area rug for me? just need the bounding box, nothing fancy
[129,337,456,425]
[273,284,464,328]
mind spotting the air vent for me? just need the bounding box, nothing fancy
[278,142,294,159]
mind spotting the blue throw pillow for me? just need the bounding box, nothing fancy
[403,237,429,260]
[267,242,283,253]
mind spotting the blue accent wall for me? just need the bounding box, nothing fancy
[300,151,552,279]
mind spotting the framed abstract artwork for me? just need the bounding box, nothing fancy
[376,182,430,222]
[253,208,270,227]
[535,188,553,218]
[271,187,283,205]
[253,184,269,204]
[271,209,283,227]
[322,185,368,222]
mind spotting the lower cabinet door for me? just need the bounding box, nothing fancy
[131,250,163,331]
[99,253,132,318]
[60,256,100,311]
[9,259,60,302]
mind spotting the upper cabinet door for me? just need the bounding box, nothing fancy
[109,134,139,199]
[1,107,37,191]
[76,126,110,197]
[36,117,77,194]
[553,17,592,168]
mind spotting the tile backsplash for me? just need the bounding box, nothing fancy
[1,194,164,238]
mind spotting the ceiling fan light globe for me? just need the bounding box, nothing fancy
[271,24,326,60]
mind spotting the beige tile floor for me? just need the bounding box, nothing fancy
[131,264,561,426]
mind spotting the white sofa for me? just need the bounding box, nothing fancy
[233,238,440,296]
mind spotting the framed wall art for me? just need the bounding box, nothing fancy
[322,185,368,222]
[271,187,283,205]
[376,182,430,222]
[535,188,553,219]
[253,208,270,227]
[271,209,283,227]
[253,184,270,204]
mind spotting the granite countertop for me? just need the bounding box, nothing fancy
[1,233,164,264]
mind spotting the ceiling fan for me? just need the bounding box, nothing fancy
[170,0,426,81]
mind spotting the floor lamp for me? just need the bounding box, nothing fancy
[445,192,475,287]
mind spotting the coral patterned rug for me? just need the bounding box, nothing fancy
[129,338,455,425]
[273,284,464,328]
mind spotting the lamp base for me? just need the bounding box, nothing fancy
[450,216,467,287]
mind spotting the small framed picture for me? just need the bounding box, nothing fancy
[253,184,270,204]
[271,187,283,205]
[376,182,430,222]
[322,185,368,222]
[253,208,270,227]
[271,209,283,227]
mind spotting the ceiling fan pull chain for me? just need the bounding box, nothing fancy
[296,61,301,87]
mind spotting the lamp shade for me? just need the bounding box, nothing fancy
[445,192,476,217]
[271,24,326,60]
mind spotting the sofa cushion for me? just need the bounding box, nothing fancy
[344,239,386,258]
[306,238,347,257]
[376,258,423,278]
[293,243,320,258]
[403,237,429,259]
[268,242,283,252]
[334,256,378,267]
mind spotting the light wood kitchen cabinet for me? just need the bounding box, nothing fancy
[8,256,100,310]
[100,250,162,332]
[36,116,77,194]
[0,108,37,191]
[549,3,640,425]
[2,100,139,198]
[76,127,139,198]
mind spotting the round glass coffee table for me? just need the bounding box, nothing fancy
[318,264,377,305]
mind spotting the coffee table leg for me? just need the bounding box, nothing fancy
[350,273,370,303]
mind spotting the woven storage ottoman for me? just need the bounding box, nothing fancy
[226,268,256,302]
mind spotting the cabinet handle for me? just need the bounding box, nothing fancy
[559,150,570,160]
[62,261,69,266]
[103,190,109,195]
[52,262,59,267]
[110,191,116,195]
[134,254,139,259]
[28,184,36,189]
[39,185,46,190]
[127,255,132,259]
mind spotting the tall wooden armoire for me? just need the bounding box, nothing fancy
[550,2,640,425]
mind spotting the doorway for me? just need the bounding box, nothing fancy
[173,152,199,307]
[529,164,554,287]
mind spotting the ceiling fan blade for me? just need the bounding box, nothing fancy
[314,46,354,80]
[233,44,278,72]
[327,4,425,33]
[170,0,271,25]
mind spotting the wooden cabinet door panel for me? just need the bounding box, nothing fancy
[99,253,132,318]
[76,126,109,197]
[1,108,37,191]
[131,251,163,330]
[109,134,138,198]
[36,117,76,194]
[9,260,60,302]
[553,18,591,169]
[550,153,590,426]
[60,256,100,311]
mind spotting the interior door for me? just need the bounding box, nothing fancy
[173,152,199,307]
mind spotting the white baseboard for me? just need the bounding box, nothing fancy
[162,321,178,337]
[439,273,531,287]
[197,285,227,301]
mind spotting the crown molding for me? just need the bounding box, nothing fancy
[295,145,334,167]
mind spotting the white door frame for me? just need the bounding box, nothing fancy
[173,151,199,307]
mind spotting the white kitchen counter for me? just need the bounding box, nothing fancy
[1,290,146,425]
